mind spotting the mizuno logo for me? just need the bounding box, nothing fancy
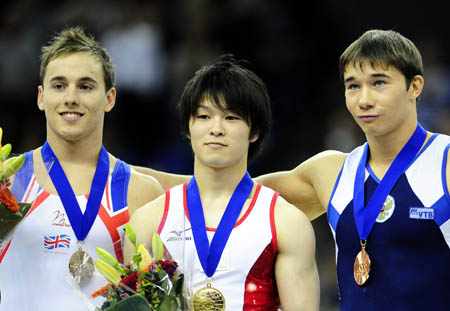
[166,228,192,242]
[169,228,192,237]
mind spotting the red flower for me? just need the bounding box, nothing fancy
[157,260,178,275]
[119,271,138,291]
[0,182,20,213]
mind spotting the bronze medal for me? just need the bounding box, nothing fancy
[69,248,95,285]
[354,240,371,286]
[193,283,225,311]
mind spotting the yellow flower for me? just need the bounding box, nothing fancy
[96,247,124,274]
[137,243,152,270]
[94,260,122,286]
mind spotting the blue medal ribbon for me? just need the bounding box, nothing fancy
[187,171,253,277]
[41,141,109,241]
[353,124,427,240]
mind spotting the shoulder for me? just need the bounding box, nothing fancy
[273,196,315,248]
[274,196,311,227]
[127,167,164,215]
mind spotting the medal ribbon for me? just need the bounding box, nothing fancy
[353,124,427,240]
[41,141,109,241]
[187,171,253,277]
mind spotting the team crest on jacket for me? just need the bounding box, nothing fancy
[376,195,395,223]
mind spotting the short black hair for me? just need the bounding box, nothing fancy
[339,29,423,89]
[178,54,272,160]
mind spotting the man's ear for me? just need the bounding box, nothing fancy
[104,87,117,112]
[37,86,45,111]
[249,132,259,143]
[409,75,424,101]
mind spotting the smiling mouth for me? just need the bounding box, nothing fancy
[60,112,83,120]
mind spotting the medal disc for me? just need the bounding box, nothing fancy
[69,249,95,285]
[193,284,225,311]
[354,248,371,286]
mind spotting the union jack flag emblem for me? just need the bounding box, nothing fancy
[44,234,71,250]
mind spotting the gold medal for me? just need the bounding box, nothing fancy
[69,248,95,285]
[354,240,371,286]
[193,282,225,311]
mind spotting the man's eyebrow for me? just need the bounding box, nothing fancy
[344,73,392,84]
[344,77,355,84]
[49,76,67,83]
[78,77,98,84]
[49,76,98,84]
[371,73,391,79]
[197,104,212,111]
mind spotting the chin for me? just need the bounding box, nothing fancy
[206,160,229,169]
[198,157,230,170]
[357,121,381,136]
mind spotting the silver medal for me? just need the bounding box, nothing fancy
[69,248,95,285]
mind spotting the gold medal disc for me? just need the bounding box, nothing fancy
[69,249,95,285]
[354,247,371,286]
[193,283,225,311]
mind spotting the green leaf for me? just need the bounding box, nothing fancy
[115,293,153,311]
[0,144,12,161]
[0,155,25,180]
[152,233,164,261]
[125,223,137,246]
[19,202,32,216]
[133,252,142,267]
[172,275,184,295]
[0,203,31,240]
[159,295,176,311]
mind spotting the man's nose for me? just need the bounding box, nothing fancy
[358,86,374,110]
[64,85,79,106]
[210,117,224,136]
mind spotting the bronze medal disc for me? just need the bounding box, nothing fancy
[69,249,95,285]
[354,248,371,286]
[193,284,225,311]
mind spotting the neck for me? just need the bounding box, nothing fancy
[366,119,419,167]
[193,160,249,201]
[46,133,103,166]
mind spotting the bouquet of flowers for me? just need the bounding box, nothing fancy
[0,127,28,249]
[92,224,184,311]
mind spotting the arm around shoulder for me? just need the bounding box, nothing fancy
[256,150,346,220]
[127,168,164,216]
[274,197,319,311]
[133,166,191,190]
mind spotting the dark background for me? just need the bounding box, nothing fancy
[2,1,450,309]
